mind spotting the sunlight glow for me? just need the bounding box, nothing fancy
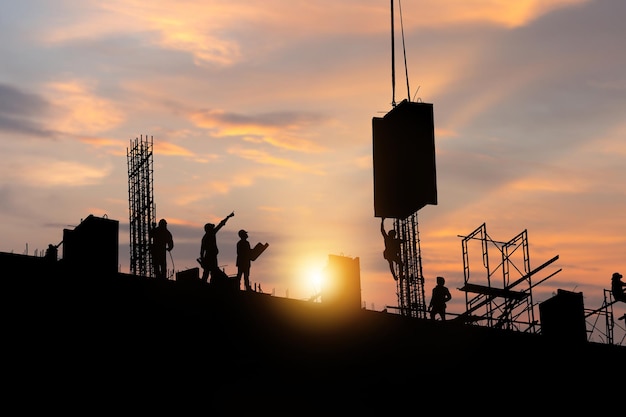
[289,255,328,302]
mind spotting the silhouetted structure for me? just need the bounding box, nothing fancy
[2,245,624,405]
[63,214,119,276]
[540,289,587,344]
[372,100,437,219]
[370,4,438,319]
[585,275,626,344]
[372,100,437,319]
[2,211,625,409]
[322,254,361,311]
[45,243,59,262]
[455,223,559,333]
[176,267,200,283]
[127,135,156,278]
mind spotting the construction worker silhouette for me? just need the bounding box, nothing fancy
[428,276,452,321]
[236,229,252,291]
[150,218,174,280]
[611,272,625,303]
[381,217,403,281]
[199,212,234,283]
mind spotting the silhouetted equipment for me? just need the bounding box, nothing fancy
[372,100,436,318]
[372,99,437,220]
[45,243,59,262]
[250,242,269,261]
[127,135,156,278]
[385,213,428,319]
[177,265,237,290]
[212,268,237,291]
[540,289,587,344]
[62,214,119,276]
[585,288,623,345]
[372,3,437,319]
[322,254,362,311]
[176,267,200,283]
[456,223,560,333]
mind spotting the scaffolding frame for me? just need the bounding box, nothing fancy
[585,290,626,346]
[127,135,156,278]
[455,223,560,333]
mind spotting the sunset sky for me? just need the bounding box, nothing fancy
[1,0,624,342]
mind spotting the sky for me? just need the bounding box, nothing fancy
[1,0,624,344]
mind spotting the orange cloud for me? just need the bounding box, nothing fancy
[400,0,590,29]
[79,136,126,149]
[510,176,589,193]
[38,1,591,72]
[189,109,328,152]
[45,80,125,134]
[153,141,195,157]
[228,146,325,174]
[23,160,110,187]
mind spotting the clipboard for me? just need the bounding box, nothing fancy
[250,242,269,261]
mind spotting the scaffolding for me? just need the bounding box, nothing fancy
[585,289,626,346]
[390,212,428,319]
[455,223,560,333]
[127,135,156,278]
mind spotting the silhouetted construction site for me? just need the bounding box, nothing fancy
[3,2,624,406]
[3,103,623,392]
[3,109,625,409]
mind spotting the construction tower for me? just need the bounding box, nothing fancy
[127,135,156,278]
[372,99,437,318]
[371,2,438,317]
[393,213,428,318]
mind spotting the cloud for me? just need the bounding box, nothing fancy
[153,141,195,157]
[44,80,126,134]
[228,146,326,174]
[78,136,129,156]
[416,0,591,28]
[12,159,111,187]
[0,83,54,137]
[189,108,328,152]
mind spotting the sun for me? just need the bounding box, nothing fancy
[295,256,327,302]
[309,269,323,293]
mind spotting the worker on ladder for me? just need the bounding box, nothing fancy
[381,217,403,281]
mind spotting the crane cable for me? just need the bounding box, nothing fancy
[398,0,411,102]
[390,0,412,107]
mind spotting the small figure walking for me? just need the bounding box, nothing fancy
[611,272,625,303]
[428,276,452,321]
[150,218,174,280]
[381,217,403,281]
[236,229,252,291]
[199,212,234,283]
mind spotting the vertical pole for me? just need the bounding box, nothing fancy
[391,0,395,107]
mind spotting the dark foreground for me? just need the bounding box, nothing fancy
[3,252,625,411]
